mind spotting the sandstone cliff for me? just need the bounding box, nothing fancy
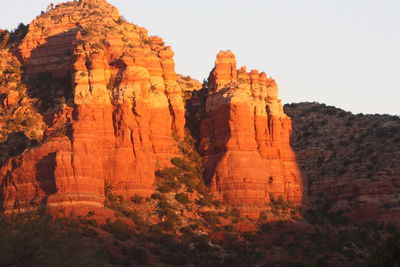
[0,0,185,213]
[0,0,303,218]
[2,1,398,266]
[199,51,303,216]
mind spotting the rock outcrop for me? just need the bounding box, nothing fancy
[0,1,304,218]
[0,0,185,213]
[199,51,303,216]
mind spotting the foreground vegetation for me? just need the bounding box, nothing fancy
[0,134,396,266]
[1,109,399,265]
[0,207,398,266]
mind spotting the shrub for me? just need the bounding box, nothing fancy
[79,218,98,227]
[156,167,181,179]
[160,213,182,231]
[224,225,234,232]
[157,180,180,193]
[212,200,223,208]
[179,226,194,235]
[0,215,103,266]
[230,208,241,220]
[158,200,176,211]
[201,212,221,225]
[197,195,213,207]
[90,42,103,50]
[175,193,190,204]
[102,219,131,241]
[131,194,144,204]
[178,174,198,192]
[104,181,119,208]
[116,16,126,25]
[125,211,146,229]
[87,211,95,217]
[366,233,400,266]
[151,193,163,200]
[171,158,192,172]
[83,227,98,238]
[125,247,148,265]
[195,182,208,195]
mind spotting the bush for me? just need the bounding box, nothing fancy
[102,219,131,241]
[125,211,147,229]
[90,42,103,50]
[230,208,241,220]
[178,174,199,192]
[156,167,182,179]
[157,180,180,193]
[366,233,400,266]
[116,16,126,25]
[175,193,190,204]
[131,194,144,204]
[160,213,182,231]
[195,182,208,195]
[151,193,163,200]
[201,212,221,226]
[212,200,223,208]
[197,195,213,207]
[179,226,194,235]
[156,168,182,193]
[0,215,103,266]
[224,225,234,232]
[158,200,176,211]
[171,158,192,172]
[125,247,148,265]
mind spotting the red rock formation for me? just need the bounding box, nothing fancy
[200,51,303,216]
[0,1,304,219]
[0,0,185,213]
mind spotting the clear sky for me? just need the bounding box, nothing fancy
[2,0,400,115]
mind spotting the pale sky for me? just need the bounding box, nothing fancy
[1,0,400,115]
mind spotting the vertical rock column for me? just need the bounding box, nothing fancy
[200,51,303,217]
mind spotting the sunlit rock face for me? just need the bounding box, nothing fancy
[0,1,304,218]
[0,0,185,213]
[199,51,304,217]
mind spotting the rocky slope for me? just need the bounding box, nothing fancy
[285,102,400,225]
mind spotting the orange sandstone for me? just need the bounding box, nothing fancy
[200,51,304,216]
[0,0,185,213]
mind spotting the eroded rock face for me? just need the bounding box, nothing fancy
[0,1,304,217]
[0,0,185,212]
[199,51,304,216]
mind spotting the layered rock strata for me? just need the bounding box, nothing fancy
[0,1,304,217]
[199,51,303,216]
[0,0,185,212]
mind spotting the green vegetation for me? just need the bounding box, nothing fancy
[0,213,105,266]
[0,53,48,165]
[175,192,190,204]
[366,232,400,267]
[6,23,28,48]
[0,30,10,49]
[102,218,132,241]
[284,102,400,217]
